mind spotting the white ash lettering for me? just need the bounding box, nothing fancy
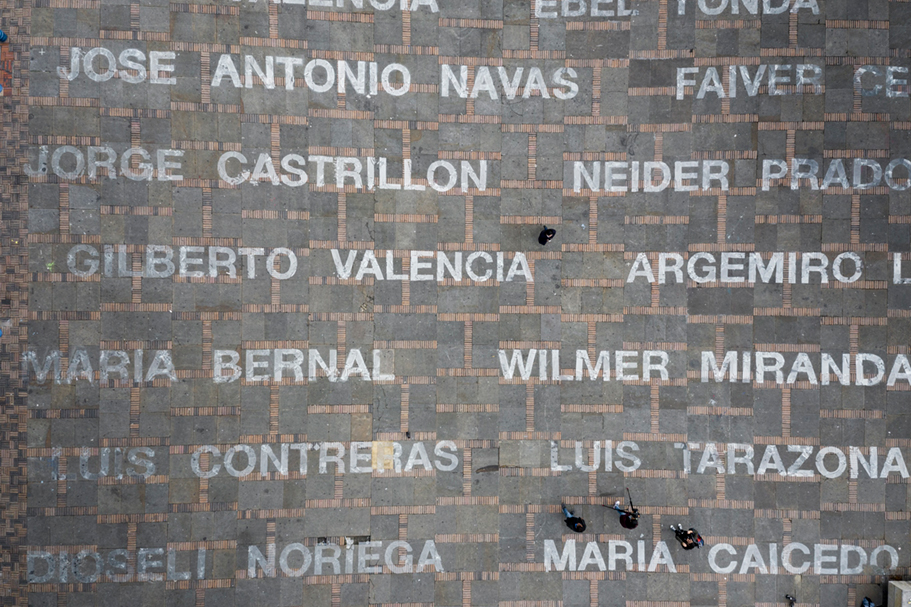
[675,0,819,16]
[439,64,578,100]
[34,440,458,483]
[76,447,156,480]
[213,348,395,383]
[330,249,532,283]
[67,244,298,280]
[626,252,863,285]
[29,447,156,481]
[762,157,911,191]
[226,0,439,11]
[25,146,183,181]
[217,152,488,191]
[213,57,578,100]
[854,65,910,97]
[248,540,443,578]
[572,159,729,193]
[674,442,910,480]
[534,0,637,18]
[23,349,175,385]
[544,540,900,576]
[700,351,911,387]
[549,440,642,473]
[498,349,670,382]
[23,348,398,384]
[892,253,911,284]
[544,540,676,572]
[189,440,459,478]
[28,548,207,584]
[676,64,823,99]
[57,47,176,84]
[494,349,911,387]
[707,542,899,576]
[27,539,445,584]
[211,56,412,97]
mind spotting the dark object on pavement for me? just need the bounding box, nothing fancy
[538,226,556,245]
[561,503,586,533]
[670,524,704,550]
[619,511,639,529]
[785,594,796,607]
[0,29,6,94]
[607,487,640,529]
[861,598,876,607]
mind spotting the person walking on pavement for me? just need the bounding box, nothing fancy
[785,594,796,607]
[606,488,640,529]
[669,523,704,550]
[561,503,586,533]
[538,226,556,245]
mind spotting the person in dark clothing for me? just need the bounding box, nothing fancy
[786,595,796,607]
[0,29,6,95]
[561,503,586,533]
[619,509,639,530]
[608,499,640,529]
[669,524,704,550]
[860,598,876,607]
[538,226,556,245]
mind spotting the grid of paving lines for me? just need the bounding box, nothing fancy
[3,0,911,605]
